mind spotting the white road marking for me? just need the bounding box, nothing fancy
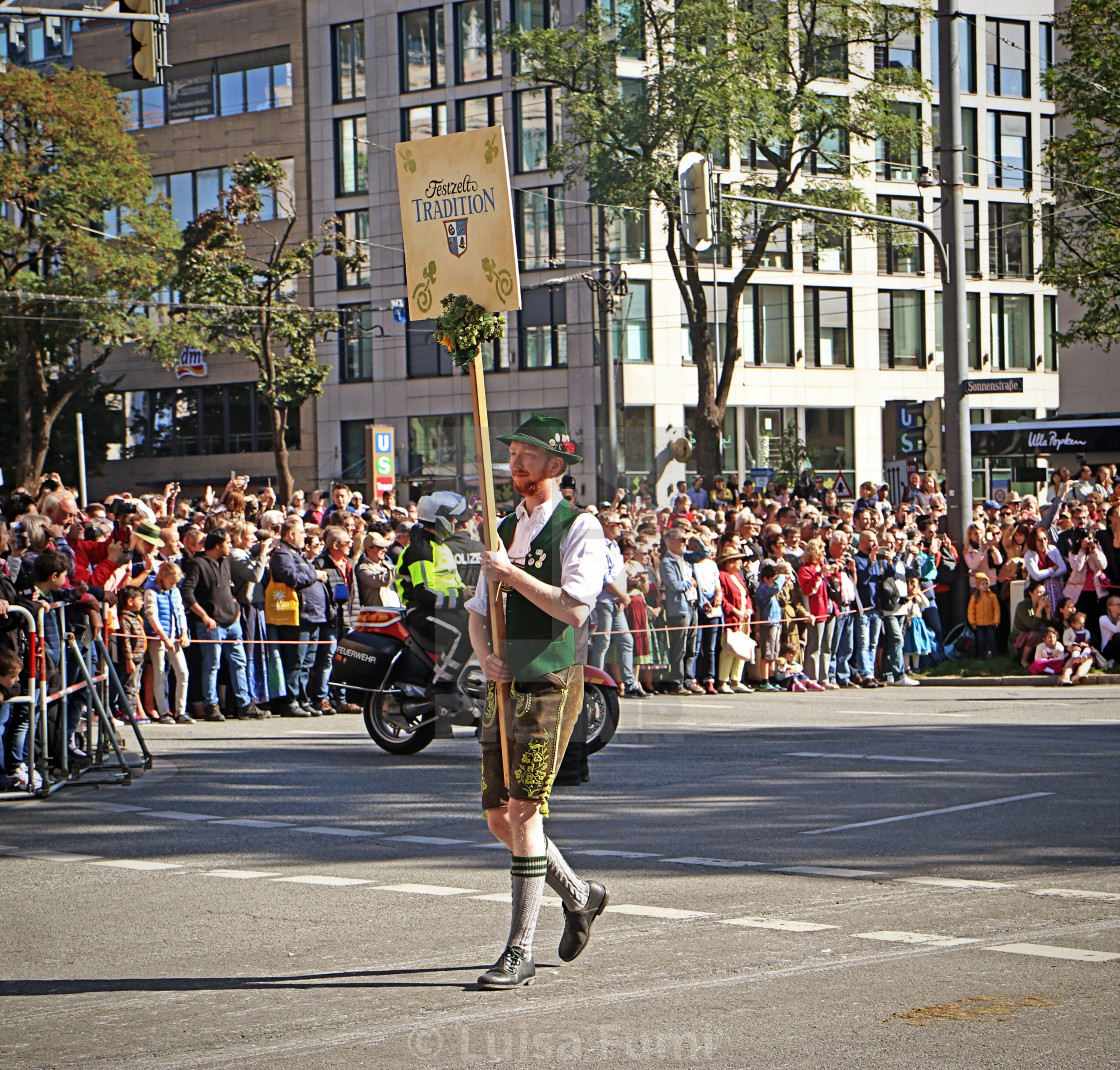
[468,842,513,850]
[271,875,373,887]
[802,792,1054,835]
[897,876,1016,890]
[573,849,661,859]
[292,826,383,838]
[986,943,1120,962]
[606,904,714,920]
[471,892,563,907]
[665,856,764,869]
[722,917,838,932]
[205,869,282,879]
[142,811,219,822]
[603,743,659,749]
[209,819,296,828]
[11,850,101,863]
[854,931,980,947]
[776,866,887,878]
[0,845,18,852]
[91,859,182,871]
[385,835,472,846]
[671,703,737,709]
[1030,888,1120,902]
[374,883,478,896]
[64,802,151,813]
[786,751,961,764]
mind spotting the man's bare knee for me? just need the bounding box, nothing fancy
[486,807,511,839]
[507,798,542,827]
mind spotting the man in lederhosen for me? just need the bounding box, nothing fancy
[466,414,610,989]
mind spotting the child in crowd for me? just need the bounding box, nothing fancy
[144,562,193,724]
[0,648,28,791]
[1060,611,1097,686]
[967,572,1001,659]
[754,560,793,692]
[1028,627,1065,675]
[1100,596,1120,665]
[113,585,148,724]
[902,576,935,672]
[773,643,823,691]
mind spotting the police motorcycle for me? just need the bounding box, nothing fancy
[332,607,620,755]
[332,492,619,755]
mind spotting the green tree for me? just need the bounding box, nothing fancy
[1041,0,1120,348]
[160,154,362,503]
[775,422,813,490]
[505,0,926,480]
[0,66,179,489]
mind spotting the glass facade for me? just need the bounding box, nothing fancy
[338,305,374,382]
[518,187,566,270]
[335,115,369,195]
[879,291,924,368]
[333,22,366,101]
[400,7,446,92]
[806,288,852,367]
[991,294,1034,370]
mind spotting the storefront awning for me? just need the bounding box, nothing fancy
[971,416,1120,458]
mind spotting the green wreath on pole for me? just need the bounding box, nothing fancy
[431,293,506,368]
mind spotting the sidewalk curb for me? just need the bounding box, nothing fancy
[915,674,1120,687]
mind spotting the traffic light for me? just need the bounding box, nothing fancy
[922,398,944,472]
[677,152,712,252]
[122,0,168,85]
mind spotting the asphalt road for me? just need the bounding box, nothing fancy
[2,685,1119,1070]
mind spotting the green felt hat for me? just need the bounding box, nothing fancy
[497,413,582,464]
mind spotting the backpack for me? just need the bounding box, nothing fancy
[944,622,975,660]
[875,570,903,613]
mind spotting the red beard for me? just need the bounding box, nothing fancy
[512,472,546,498]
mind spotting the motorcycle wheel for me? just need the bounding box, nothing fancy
[583,681,619,755]
[363,692,437,755]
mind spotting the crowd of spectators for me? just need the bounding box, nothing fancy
[2,459,1119,791]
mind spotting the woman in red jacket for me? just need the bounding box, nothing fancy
[716,543,754,694]
[798,538,838,688]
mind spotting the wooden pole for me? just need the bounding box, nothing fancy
[468,356,512,790]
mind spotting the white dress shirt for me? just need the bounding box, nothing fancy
[466,489,605,617]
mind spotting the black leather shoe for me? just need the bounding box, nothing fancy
[559,880,609,962]
[477,945,535,989]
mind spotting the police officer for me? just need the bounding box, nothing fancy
[396,492,470,691]
[445,507,484,593]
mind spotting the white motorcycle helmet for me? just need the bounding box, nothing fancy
[416,491,468,540]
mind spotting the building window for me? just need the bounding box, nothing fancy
[989,111,1030,190]
[806,288,851,367]
[402,103,448,141]
[1040,22,1054,100]
[619,406,655,483]
[879,290,924,368]
[743,207,792,270]
[456,0,502,83]
[932,105,978,185]
[122,384,297,458]
[802,218,850,273]
[336,210,369,289]
[517,187,565,270]
[931,14,976,92]
[515,88,559,172]
[606,208,649,263]
[877,196,924,275]
[987,18,1029,97]
[807,98,849,176]
[218,61,292,116]
[963,200,980,277]
[612,279,652,363]
[804,407,854,473]
[750,284,794,366]
[400,6,446,92]
[333,22,366,102]
[338,305,373,382]
[934,291,981,370]
[991,293,1034,370]
[457,94,501,130]
[152,161,295,230]
[801,7,848,81]
[741,135,790,173]
[1043,294,1059,371]
[514,0,561,73]
[681,283,730,365]
[877,102,921,181]
[875,14,919,73]
[989,202,1033,279]
[335,115,368,195]
[519,285,567,368]
[340,420,368,480]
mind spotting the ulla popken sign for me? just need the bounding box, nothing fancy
[395,127,521,316]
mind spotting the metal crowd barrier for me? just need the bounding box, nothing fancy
[4,600,151,799]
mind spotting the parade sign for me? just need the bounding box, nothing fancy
[395,127,521,316]
[366,426,395,499]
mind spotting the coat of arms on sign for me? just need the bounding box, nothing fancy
[446,218,468,257]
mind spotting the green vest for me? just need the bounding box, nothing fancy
[498,500,581,681]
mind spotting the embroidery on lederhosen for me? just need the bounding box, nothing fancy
[480,766,488,798]
[537,679,570,818]
[482,682,497,729]
[511,682,533,721]
[514,734,552,797]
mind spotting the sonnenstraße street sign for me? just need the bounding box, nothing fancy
[962,377,1023,395]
